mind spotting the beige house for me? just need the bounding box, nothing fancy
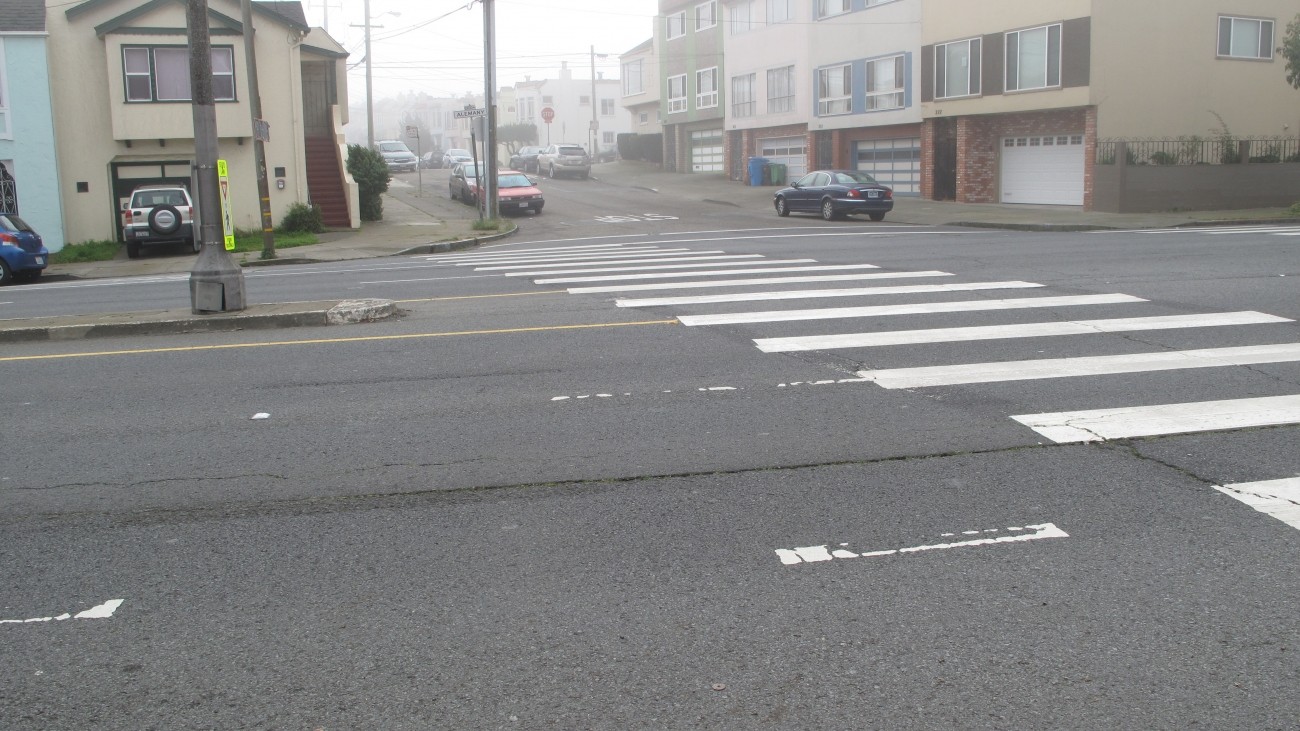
[47,0,357,245]
[620,38,662,137]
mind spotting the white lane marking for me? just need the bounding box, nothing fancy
[1,599,125,624]
[759,311,1291,353]
[1101,225,1300,236]
[1011,394,1300,443]
[859,343,1300,389]
[775,523,1068,565]
[502,258,812,276]
[568,271,954,294]
[617,281,1045,308]
[537,264,881,284]
[449,248,688,265]
[483,253,764,270]
[1213,478,1300,531]
[494,225,920,249]
[679,293,1145,326]
[427,242,638,259]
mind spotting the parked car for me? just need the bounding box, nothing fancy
[120,185,197,258]
[773,169,894,221]
[419,150,444,169]
[449,162,481,203]
[0,211,49,284]
[595,146,619,163]
[508,146,543,173]
[536,143,590,179]
[376,140,418,173]
[441,148,473,169]
[496,170,544,215]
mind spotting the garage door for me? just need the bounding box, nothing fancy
[759,136,807,179]
[1000,134,1085,205]
[854,137,920,195]
[690,129,724,173]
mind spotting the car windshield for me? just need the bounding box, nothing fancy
[132,190,187,206]
[0,213,34,232]
[459,165,480,177]
[378,142,410,153]
[831,171,880,185]
[499,174,533,188]
[448,149,470,157]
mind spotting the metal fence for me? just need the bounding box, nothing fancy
[1096,137,1300,166]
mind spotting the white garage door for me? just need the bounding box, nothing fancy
[1001,134,1085,205]
[690,129,724,173]
[759,136,807,179]
[854,137,920,195]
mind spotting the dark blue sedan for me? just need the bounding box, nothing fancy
[0,212,48,284]
[773,170,894,221]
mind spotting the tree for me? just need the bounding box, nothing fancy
[346,144,390,221]
[497,123,538,156]
[1283,14,1300,89]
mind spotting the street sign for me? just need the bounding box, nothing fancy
[216,159,235,251]
[454,106,485,119]
[541,107,555,123]
[405,125,419,138]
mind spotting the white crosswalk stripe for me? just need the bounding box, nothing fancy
[616,281,1044,308]
[676,294,1145,326]
[1101,225,1300,236]
[499,258,813,275]
[757,312,1291,353]
[537,264,881,284]
[568,271,953,294]
[1213,478,1300,531]
[1011,395,1300,443]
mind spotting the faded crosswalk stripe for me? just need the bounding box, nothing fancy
[1010,395,1300,443]
[677,293,1144,326]
[1213,478,1300,531]
[616,281,1045,308]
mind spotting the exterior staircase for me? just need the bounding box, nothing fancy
[304,136,351,227]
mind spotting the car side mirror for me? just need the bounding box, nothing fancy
[790,182,802,189]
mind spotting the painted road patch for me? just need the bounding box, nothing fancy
[775,523,1068,565]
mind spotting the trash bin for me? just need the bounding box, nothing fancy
[768,163,787,186]
[747,157,769,187]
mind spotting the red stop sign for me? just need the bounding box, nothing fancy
[541,107,555,123]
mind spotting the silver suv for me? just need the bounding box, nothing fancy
[537,143,591,179]
[121,185,197,258]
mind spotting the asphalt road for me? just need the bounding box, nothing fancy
[2,176,1298,729]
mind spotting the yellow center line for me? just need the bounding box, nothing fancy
[0,320,679,362]
[394,290,567,303]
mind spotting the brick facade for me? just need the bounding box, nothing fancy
[947,107,1097,207]
[728,123,811,185]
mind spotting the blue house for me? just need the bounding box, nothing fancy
[0,0,65,251]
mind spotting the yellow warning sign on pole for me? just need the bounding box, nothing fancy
[217,159,235,251]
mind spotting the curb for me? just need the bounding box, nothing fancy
[0,299,397,344]
[393,221,518,256]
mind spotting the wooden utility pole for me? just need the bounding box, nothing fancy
[240,0,275,258]
[187,0,246,312]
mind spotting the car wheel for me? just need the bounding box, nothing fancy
[0,258,12,285]
[775,197,790,217]
[148,204,183,235]
[127,240,141,259]
[821,199,839,221]
[869,212,886,222]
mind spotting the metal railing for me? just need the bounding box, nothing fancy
[1097,137,1300,165]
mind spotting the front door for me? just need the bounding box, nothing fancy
[301,63,332,139]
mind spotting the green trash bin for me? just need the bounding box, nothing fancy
[768,163,786,185]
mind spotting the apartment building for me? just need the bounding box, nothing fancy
[658,0,1297,211]
[659,0,726,172]
[514,64,626,156]
[621,38,663,136]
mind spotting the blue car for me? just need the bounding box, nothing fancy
[773,169,894,221]
[0,212,48,284]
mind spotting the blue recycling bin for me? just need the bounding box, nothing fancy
[748,157,769,187]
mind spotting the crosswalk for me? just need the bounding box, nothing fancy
[424,240,1300,452]
[1099,224,1300,237]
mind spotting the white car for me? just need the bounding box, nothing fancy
[120,185,197,258]
[441,148,473,169]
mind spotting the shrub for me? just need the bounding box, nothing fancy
[277,202,325,233]
[1149,150,1178,166]
[347,144,390,221]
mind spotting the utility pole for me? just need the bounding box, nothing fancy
[483,0,498,220]
[240,0,275,259]
[590,45,598,157]
[187,0,246,312]
[363,0,374,148]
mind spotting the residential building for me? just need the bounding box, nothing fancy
[920,1,1298,209]
[47,0,357,243]
[1,0,66,250]
[513,64,627,156]
[620,38,662,136]
[659,0,726,172]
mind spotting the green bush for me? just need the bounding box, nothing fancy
[347,144,390,221]
[277,201,325,233]
[1289,201,1300,216]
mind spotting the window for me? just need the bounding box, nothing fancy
[696,1,718,31]
[935,37,981,99]
[666,11,686,40]
[603,131,615,144]
[639,111,649,124]
[731,73,756,117]
[697,67,719,108]
[816,0,850,18]
[767,65,794,113]
[601,98,615,115]
[0,39,9,138]
[668,74,687,113]
[1005,24,1061,92]
[730,0,755,35]
[767,0,794,24]
[123,45,236,102]
[580,95,590,106]
[817,63,851,115]
[1218,16,1274,59]
[622,60,644,95]
[866,55,905,110]
[542,95,553,104]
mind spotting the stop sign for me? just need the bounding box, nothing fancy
[541,107,555,123]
